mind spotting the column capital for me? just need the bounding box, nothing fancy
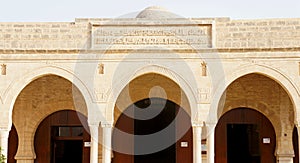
[0,129,9,138]
[205,122,217,127]
[295,122,300,128]
[101,122,113,128]
[88,121,100,127]
[0,128,9,132]
[192,121,204,127]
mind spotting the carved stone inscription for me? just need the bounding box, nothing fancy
[91,25,212,50]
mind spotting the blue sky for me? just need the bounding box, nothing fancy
[1,0,300,22]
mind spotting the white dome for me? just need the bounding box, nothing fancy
[136,6,182,19]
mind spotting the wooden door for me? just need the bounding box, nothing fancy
[112,110,134,163]
[34,110,90,163]
[176,105,193,163]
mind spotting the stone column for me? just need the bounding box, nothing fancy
[101,123,112,163]
[0,129,9,163]
[14,135,36,163]
[206,123,216,163]
[192,122,203,163]
[89,124,99,163]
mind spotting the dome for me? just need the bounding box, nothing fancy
[136,6,182,19]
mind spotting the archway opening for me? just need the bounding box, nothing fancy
[112,73,193,163]
[215,73,295,163]
[34,110,90,163]
[112,98,192,163]
[215,108,276,163]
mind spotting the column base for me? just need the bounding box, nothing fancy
[15,155,35,163]
[16,160,34,163]
[202,154,207,163]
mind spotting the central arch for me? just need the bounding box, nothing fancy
[112,73,193,163]
[108,65,198,123]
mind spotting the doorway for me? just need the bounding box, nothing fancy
[34,110,90,163]
[227,124,260,163]
[112,98,192,163]
[215,108,276,163]
[51,126,85,163]
[53,140,83,163]
[134,98,176,163]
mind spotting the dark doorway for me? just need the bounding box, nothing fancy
[112,98,192,163]
[51,126,85,163]
[134,98,176,163]
[53,140,83,163]
[215,108,276,163]
[227,124,260,163]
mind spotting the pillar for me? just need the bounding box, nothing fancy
[14,133,36,163]
[89,124,99,163]
[206,123,216,163]
[101,123,112,163]
[192,122,203,163]
[0,129,9,163]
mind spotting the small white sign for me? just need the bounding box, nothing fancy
[84,142,91,147]
[181,142,188,148]
[263,138,271,144]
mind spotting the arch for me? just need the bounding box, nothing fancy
[31,103,88,138]
[4,65,93,129]
[108,64,198,123]
[220,100,277,129]
[11,74,89,162]
[209,63,300,124]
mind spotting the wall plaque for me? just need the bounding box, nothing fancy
[91,22,213,51]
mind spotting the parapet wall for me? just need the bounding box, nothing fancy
[216,18,300,49]
[0,18,300,52]
[0,22,89,51]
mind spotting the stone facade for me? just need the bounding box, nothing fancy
[0,6,300,163]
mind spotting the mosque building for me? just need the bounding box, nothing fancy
[0,6,300,163]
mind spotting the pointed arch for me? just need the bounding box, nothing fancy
[108,64,198,123]
[5,65,93,129]
[209,63,300,124]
